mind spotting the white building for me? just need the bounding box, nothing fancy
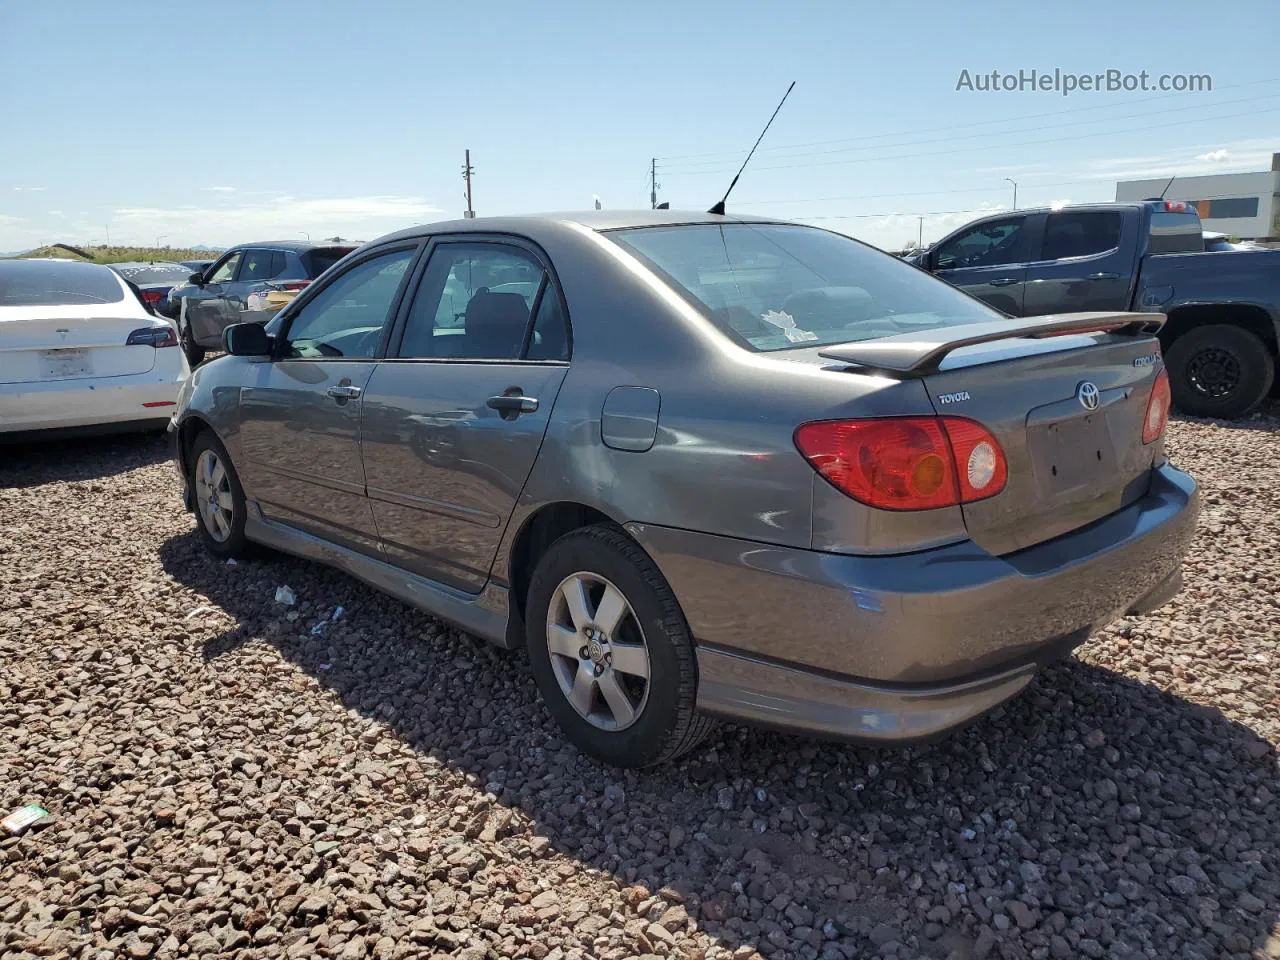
[1115,152,1280,240]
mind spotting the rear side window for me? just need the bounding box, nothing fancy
[398,243,546,360]
[302,247,355,279]
[239,249,286,282]
[1042,212,1122,260]
[0,261,125,306]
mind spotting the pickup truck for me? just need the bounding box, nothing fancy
[909,200,1280,419]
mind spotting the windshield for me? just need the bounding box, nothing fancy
[110,262,192,284]
[608,223,1000,352]
[0,260,126,306]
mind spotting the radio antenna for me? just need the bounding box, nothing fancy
[709,81,796,216]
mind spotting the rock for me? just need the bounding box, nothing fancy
[973,926,997,959]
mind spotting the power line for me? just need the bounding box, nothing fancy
[661,93,1279,172]
[659,105,1280,176]
[655,76,1280,162]
[732,177,1112,206]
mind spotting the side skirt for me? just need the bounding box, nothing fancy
[244,503,512,647]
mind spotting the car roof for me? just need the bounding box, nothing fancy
[108,261,189,269]
[374,209,787,245]
[2,257,114,271]
[225,240,359,252]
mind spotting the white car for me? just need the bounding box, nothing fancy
[1,259,189,439]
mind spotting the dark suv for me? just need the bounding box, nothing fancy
[170,241,356,365]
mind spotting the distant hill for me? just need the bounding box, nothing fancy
[9,243,225,264]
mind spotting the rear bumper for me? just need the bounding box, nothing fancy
[628,462,1198,741]
[0,366,185,434]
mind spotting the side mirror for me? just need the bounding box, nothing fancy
[189,272,205,286]
[224,322,272,357]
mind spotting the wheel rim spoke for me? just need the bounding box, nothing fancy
[216,491,234,511]
[210,460,226,491]
[593,584,628,637]
[597,672,636,728]
[560,575,592,632]
[547,624,581,660]
[568,663,596,716]
[608,642,649,680]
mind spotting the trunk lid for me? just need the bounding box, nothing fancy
[817,312,1166,556]
[0,308,160,385]
[922,333,1161,554]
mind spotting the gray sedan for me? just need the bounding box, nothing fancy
[169,211,1198,768]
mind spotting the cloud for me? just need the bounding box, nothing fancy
[0,214,23,225]
[1083,138,1279,181]
[201,186,237,192]
[12,186,47,192]
[47,210,64,217]
[107,194,442,246]
[1194,149,1231,163]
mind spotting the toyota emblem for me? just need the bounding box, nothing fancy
[1077,381,1100,410]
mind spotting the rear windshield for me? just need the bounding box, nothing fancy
[301,247,355,278]
[0,260,125,306]
[110,262,192,284]
[1148,210,1203,254]
[608,223,999,352]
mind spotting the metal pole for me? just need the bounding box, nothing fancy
[464,149,475,219]
[651,158,657,210]
[918,217,923,248]
[1005,178,1017,209]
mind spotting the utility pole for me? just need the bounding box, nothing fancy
[650,158,658,210]
[917,217,923,248]
[463,149,475,219]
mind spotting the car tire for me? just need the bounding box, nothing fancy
[1165,324,1275,419]
[181,325,206,367]
[525,524,716,768]
[189,430,249,558]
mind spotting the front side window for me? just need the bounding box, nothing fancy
[208,251,242,283]
[399,243,546,360]
[933,218,1026,269]
[1042,212,1122,260]
[282,248,415,359]
[608,223,999,353]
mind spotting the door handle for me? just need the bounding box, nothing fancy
[487,394,539,417]
[989,278,1019,286]
[327,383,363,401]
[1088,272,1121,280]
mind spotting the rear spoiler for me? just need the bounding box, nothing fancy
[818,312,1165,378]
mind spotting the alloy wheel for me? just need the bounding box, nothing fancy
[545,571,651,731]
[194,449,234,543]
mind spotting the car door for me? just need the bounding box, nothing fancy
[1021,210,1133,316]
[183,249,244,347]
[235,244,421,554]
[930,215,1033,316]
[359,237,571,592]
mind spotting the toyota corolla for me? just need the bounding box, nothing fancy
[169,211,1198,768]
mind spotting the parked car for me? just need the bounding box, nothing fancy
[169,211,1198,768]
[1,259,188,439]
[1202,231,1264,252]
[108,261,193,318]
[908,201,1280,418]
[168,241,355,365]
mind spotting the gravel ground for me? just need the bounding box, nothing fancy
[2,409,1278,960]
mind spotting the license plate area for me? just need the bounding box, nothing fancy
[40,348,93,379]
[1035,412,1117,493]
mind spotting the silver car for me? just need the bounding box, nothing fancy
[169,211,1198,768]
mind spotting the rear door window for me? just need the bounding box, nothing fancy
[397,243,547,360]
[1041,212,1123,260]
[238,249,285,283]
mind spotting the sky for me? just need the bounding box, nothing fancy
[1,0,1277,253]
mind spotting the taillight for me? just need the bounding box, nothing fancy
[1142,368,1172,443]
[140,289,166,304]
[126,325,178,348]
[794,416,1007,511]
[1163,201,1188,213]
